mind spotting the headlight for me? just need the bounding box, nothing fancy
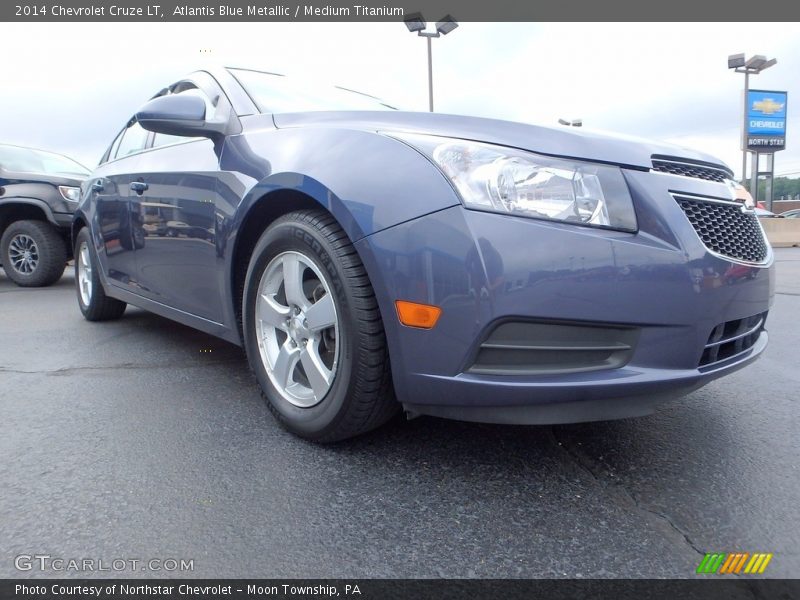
[58,186,81,204]
[391,133,637,232]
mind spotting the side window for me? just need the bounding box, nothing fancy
[102,129,124,164]
[115,122,149,159]
[152,132,188,148]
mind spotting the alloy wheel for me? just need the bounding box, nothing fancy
[8,234,39,275]
[77,241,93,306]
[254,251,339,408]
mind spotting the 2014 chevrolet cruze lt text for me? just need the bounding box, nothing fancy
[73,67,774,441]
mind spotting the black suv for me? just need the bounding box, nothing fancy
[0,144,89,287]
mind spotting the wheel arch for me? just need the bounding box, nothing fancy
[71,213,88,250]
[0,198,55,239]
[228,178,376,343]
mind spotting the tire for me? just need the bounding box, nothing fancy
[0,220,67,287]
[242,209,398,442]
[74,227,127,321]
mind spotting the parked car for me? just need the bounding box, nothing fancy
[779,208,800,218]
[0,144,89,286]
[754,207,783,218]
[73,68,774,441]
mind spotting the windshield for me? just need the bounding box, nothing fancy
[0,145,89,177]
[229,68,399,114]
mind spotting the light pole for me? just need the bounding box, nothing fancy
[728,53,777,194]
[405,13,458,112]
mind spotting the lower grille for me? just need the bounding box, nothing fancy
[675,195,769,264]
[699,312,767,368]
[468,321,639,376]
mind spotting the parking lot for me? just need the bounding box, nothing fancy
[1,248,799,578]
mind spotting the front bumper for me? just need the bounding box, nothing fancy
[398,331,767,424]
[354,168,775,424]
[52,211,74,229]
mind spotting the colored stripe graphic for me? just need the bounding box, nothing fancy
[719,553,737,574]
[749,554,764,573]
[696,554,712,573]
[758,554,773,573]
[733,553,750,574]
[710,554,726,573]
[697,553,724,574]
[698,552,773,575]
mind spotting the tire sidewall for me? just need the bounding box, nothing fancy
[243,218,358,438]
[1,220,62,286]
[74,228,98,316]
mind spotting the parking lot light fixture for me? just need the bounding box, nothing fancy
[404,13,426,33]
[404,13,459,112]
[745,55,768,70]
[728,53,745,69]
[435,15,459,36]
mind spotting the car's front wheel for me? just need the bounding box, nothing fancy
[74,228,127,321]
[242,210,398,442]
[0,220,67,287]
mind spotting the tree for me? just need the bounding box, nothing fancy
[740,177,800,201]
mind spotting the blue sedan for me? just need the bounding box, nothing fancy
[73,67,774,441]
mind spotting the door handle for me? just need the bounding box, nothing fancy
[91,180,104,192]
[130,181,149,194]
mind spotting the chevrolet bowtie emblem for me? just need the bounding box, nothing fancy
[752,98,785,115]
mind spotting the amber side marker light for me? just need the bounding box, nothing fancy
[395,300,442,329]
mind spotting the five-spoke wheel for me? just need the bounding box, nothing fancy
[76,240,93,306]
[73,227,126,321]
[243,210,398,442]
[255,251,339,407]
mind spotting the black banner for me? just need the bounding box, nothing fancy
[3,0,800,21]
[3,579,800,600]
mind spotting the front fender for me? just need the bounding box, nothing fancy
[71,207,89,245]
[224,126,461,243]
[0,197,58,226]
[220,125,462,349]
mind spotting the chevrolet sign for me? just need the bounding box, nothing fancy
[745,89,788,152]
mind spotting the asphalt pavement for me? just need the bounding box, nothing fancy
[1,249,799,578]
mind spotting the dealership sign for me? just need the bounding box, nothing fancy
[744,90,787,152]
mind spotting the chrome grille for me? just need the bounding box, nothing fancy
[675,195,769,263]
[652,158,732,183]
[700,312,766,368]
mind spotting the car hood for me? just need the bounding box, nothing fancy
[0,168,85,188]
[272,111,729,172]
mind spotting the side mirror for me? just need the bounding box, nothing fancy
[135,95,226,138]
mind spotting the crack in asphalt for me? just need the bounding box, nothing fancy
[0,360,242,375]
[549,427,704,557]
[0,287,70,294]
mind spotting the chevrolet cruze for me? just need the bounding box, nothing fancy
[73,67,774,441]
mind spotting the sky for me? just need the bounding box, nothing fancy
[2,22,799,180]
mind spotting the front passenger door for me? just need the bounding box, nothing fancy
[128,83,234,323]
[90,121,149,291]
